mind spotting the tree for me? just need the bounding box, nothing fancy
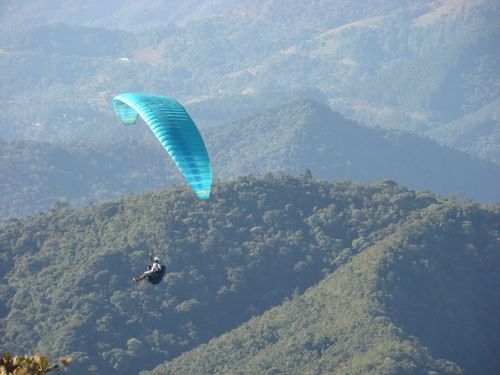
[0,352,70,375]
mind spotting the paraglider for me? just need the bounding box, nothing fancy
[112,93,212,199]
[133,255,166,284]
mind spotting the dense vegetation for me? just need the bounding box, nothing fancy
[1,175,498,374]
[0,0,498,162]
[0,2,498,374]
[1,101,499,219]
[146,197,500,375]
[0,352,71,374]
[0,139,180,218]
[206,101,500,203]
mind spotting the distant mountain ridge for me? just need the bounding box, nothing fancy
[1,0,498,163]
[0,0,240,36]
[206,101,500,202]
[1,101,499,219]
[0,139,181,218]
[0,0,418,36]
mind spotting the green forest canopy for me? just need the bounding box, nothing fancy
[1,174,499,374]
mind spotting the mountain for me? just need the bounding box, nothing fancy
[145,199,500,375]
[0,1,240,37]
[1,101,499,220]
[426,96,500,163]
[2,3,498,374]
[0,139,181,218]
[0,0,410,37]
[205,101,500,203]
[1,0,498,162]
[1,175,498,374]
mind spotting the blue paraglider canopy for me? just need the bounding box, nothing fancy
[112,93,212,199]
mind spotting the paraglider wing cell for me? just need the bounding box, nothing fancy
[112,93,212,199]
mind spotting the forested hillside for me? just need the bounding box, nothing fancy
[1,2,498,374]
[1,175,498,374]
[1,0,498,162]
[207,101,500,202]
[146,197,500,375]
[0,139,180,218]
[2,101,499,220]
